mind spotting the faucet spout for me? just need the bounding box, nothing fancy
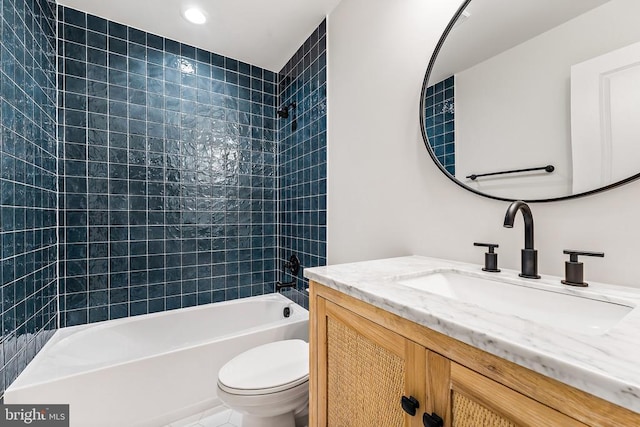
[503,200,534,249]
[503,200,540,279]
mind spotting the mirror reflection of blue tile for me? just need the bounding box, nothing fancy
[424,76,455,175]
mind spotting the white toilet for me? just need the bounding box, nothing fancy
[217,339,309,427]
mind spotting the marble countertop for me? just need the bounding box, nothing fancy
[304,255,640,413]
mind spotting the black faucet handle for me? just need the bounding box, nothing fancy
[284,254,301,275]
[474,242,499,252]
[473,242,500,273]
[562,250,604,287]
[562,250,605,262]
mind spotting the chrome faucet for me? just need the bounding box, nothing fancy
[503,201,540,279]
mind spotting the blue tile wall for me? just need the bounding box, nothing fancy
[278,20,327,308]
[0,0,58,396]
[58,7,279,326]
[424,76,455,175]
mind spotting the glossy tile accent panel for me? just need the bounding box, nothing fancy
[278,20,327,306]
[424,76,455,175]
[0,0,59,396]
[58,6,278,326]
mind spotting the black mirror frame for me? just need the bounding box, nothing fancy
[419,0,640,203]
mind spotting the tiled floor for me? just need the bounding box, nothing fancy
[166,405,308,427]
[165,407,241,427]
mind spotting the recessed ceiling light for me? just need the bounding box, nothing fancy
[184,7,207,25]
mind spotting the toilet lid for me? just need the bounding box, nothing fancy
[218,339,309,395]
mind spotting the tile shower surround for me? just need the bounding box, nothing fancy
[278,20,327,309]
[424,76,455,175]
[0,2,327,397]
[0,0,59,395]
[58,7,279,326]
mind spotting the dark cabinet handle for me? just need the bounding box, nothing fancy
[423,412,444,427]
[401,395,420,416]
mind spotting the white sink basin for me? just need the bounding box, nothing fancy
[395,270,634,336]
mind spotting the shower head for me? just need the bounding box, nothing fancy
[276,106,289,119]
[276,102,296,119]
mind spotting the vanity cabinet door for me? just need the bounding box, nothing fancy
[312,296,426,427]
[448,363,588,427]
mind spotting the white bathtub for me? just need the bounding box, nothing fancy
[4,293,309,427]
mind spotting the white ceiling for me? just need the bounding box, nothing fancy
[430,0,612,83]
[57,0,343,72]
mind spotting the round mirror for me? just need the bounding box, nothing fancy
[421,0,640,202]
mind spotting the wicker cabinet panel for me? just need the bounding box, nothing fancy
[452,391,516,427]
[326,317,406,426]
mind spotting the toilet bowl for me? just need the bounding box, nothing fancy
[217,339,309,427]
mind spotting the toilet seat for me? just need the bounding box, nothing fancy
[218,339,309,396]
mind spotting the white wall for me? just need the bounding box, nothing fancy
[455,0,640,200]
[327,0,640,289]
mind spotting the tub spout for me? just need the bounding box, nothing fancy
[276,280,296,292]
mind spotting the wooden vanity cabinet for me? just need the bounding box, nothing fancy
[309,281,640,427]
